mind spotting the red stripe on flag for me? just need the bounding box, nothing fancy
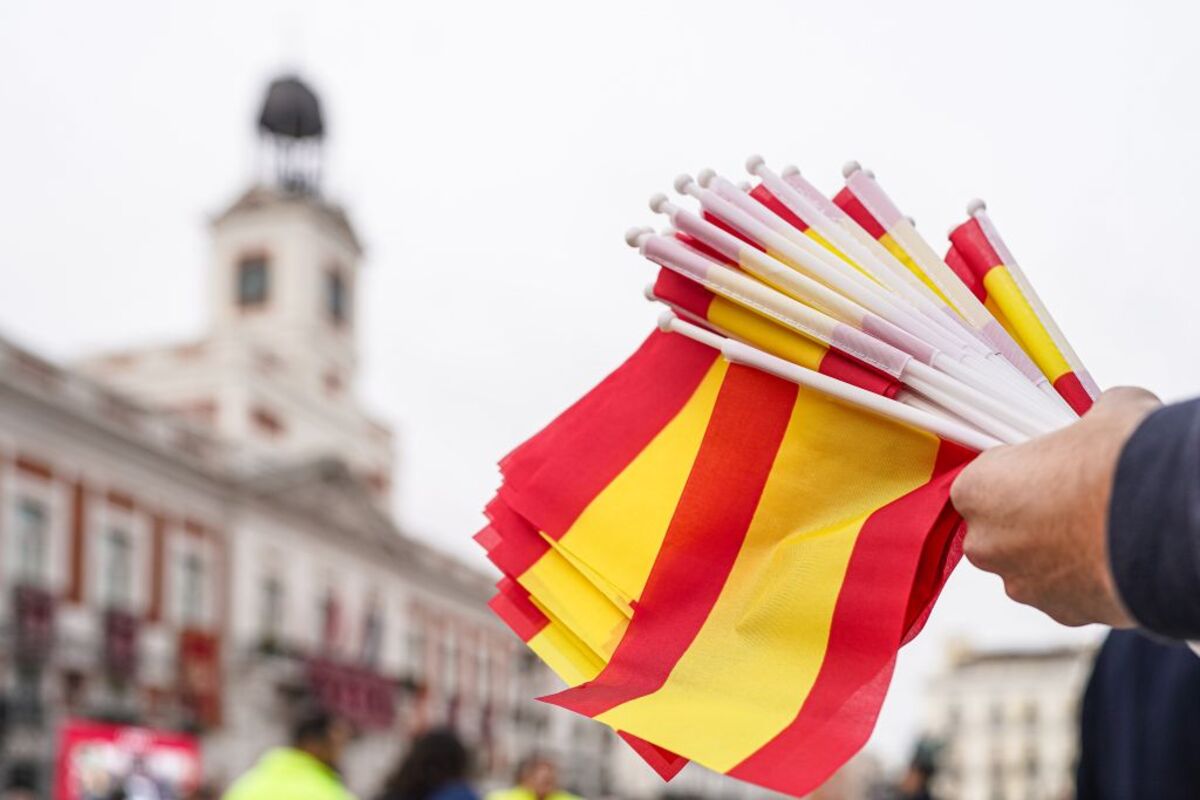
[702,211,765,252]
[500,331,719,538]
[947,218,1002,282]
[482,497,551,578]
[900,440,974,645]
[729,466,966,796]
[945,243,988,303]
[1053,372,1094,415]
[489,579,550,643]
[832,188,887,240]
[473,525,501,551]
[653,267,716,320]
[619,732,689,782]
[817,350,903,399]
[654,266,901,400]
[543,366,798,717]
[749,184,810,232]
[674,232,739,268]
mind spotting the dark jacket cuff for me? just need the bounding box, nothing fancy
[1108,399,1200,640]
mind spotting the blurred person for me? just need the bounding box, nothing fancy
[183,785,220,800]
[892,739,939,800]
[1076,629,1200,799]
[485,755,581,800]
[1,762,38,800]
[222,705,356,800]
[375,729,477,800]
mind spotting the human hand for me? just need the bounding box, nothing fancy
[950,387,1162,627]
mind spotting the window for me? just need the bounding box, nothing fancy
[178,550,205,627]
[478,650,491,702]
[236,255,269,307]
[361,603,383,667]
[1022,701,1039,730]
[12,498,48,584]
[408,622,427,678]
[103,528,133,610]
[990,701,1006,731]
[319,589,340,651]
[261,575,284,645]
[325,270,347,326]
[1023,747,1039,781]
[443,632,458,696]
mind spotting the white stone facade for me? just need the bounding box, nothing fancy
[920,641,1097,800]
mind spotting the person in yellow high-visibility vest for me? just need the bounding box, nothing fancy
[223,707,357,800]
[485,756,581,800]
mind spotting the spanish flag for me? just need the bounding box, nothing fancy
[946,213,1098,414]
[481,323,971,795]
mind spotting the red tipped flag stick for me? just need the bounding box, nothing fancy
[631,229,1031,443]
[965,199,1100,399]
[645,198,1065,435]
[839,164,1071,413]
[693,167,1072,427]
[645,278,994,445]
[739,157,980,348]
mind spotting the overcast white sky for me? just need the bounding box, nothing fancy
[3,0,1199,770]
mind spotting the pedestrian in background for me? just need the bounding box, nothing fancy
[485,756,581,800]
[222,705,356,800]
[375,729,478,800]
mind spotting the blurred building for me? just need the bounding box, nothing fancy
[0,74,622,798]
[920,640,1097,800]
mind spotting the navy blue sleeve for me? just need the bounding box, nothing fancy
[1108,398,1200,640]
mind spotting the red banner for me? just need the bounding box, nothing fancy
[55,719,200,800]
[307,657,396,729]
[179,629,222,728]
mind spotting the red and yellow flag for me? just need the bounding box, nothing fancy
[481,324,971,796]
[946,218,1095,414]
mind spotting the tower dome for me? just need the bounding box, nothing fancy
[258,75,325,139]
[257,75,325,195]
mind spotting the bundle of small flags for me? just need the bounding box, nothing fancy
[475,157,1097,796]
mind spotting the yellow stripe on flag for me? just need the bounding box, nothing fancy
[542,532,635,618]
[596,390,939,771]
[520,553,630,660]
[878,233,951,306]
[983,296,1023,355]
[553,359,730,603]
[528,605,606,687]
[981,266,1072,383]
[706,295,829,371]
[803,229,875,281]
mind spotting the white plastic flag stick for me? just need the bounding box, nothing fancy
[634,231,1038,443]
[895,388,988,434]
[841,164,1056,393]
[762,162,1071,418]
[779,164,954,310]
[707,164,1072,423]
[659,313,1003,453]
[649,269,997,441]
[967,200,1101,399]
[683,171,975,358]
[743,158,985,348]
[649,198,1069,430]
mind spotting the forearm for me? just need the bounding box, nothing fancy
[1109,398,1200,639]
